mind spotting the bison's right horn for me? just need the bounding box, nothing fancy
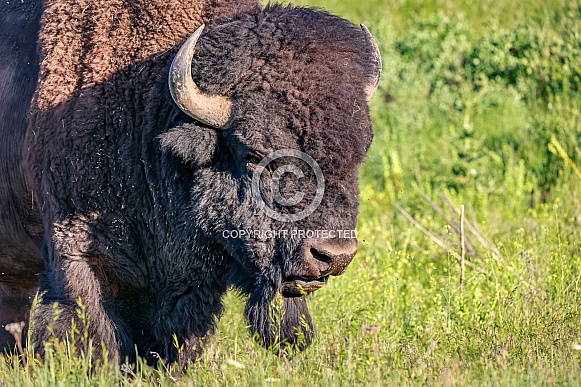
[360,24,382,101]
[169,25,233,129]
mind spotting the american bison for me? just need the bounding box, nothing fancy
[0,0,381,363]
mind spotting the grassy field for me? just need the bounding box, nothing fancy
[2,0,581,385]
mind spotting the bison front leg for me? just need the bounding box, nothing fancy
[31,257,133,362]
[31,301,132,362]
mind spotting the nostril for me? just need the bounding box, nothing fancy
[306,241,358,277]
[310,247,333,269]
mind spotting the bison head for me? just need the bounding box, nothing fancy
[161,5,380,351]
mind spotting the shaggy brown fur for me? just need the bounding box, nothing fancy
[34,0,258,110]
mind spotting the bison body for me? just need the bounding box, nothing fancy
[0,0,43,350]
[0,0,380,363]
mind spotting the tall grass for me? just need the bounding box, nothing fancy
[2,0,581,384]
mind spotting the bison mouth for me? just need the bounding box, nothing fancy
[282,276,328,296]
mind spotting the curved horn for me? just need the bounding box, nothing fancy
[360,24,382,101]
[169,25,233,129]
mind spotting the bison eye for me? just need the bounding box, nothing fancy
[246,162,273,179]
[245,152,272,178]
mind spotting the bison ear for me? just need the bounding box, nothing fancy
[158,123,218,167]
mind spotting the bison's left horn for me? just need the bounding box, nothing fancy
[360,24,382,101]
[169,25,233,129]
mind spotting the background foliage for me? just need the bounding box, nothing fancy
[2,0,581,385]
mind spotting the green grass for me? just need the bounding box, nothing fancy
[2,0,581,385]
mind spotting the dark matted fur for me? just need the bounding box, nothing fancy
[1,0,377,363]
[0,0,43,352]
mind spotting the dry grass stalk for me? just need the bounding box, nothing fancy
[419,191,476,255]
[418,191,529,286]
[391,202,485,274]
[460,204,466,292]
[438,194,515,274]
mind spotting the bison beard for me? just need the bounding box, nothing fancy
[246,288,314,351]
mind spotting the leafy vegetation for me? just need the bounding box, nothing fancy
[2,0,581,385]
